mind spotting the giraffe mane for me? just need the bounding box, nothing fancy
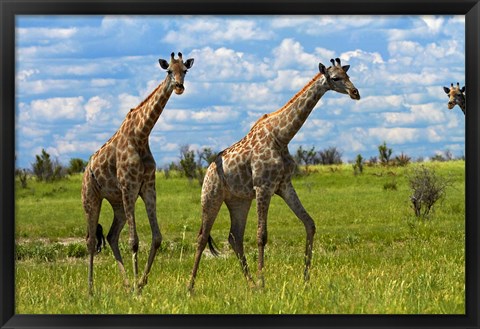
[250,72,323,130]
[133,80,166,111]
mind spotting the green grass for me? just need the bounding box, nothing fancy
[15,161,465,314]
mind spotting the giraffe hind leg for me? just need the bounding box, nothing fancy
[188,165,225,292]
[107,204,129,288]
[225,198,254,286]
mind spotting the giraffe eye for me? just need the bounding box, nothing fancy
[184,70,188,74]
[167,70,172,74]
[332,77,340,82]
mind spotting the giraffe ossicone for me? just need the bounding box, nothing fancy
[82,52,194,294]
[188,58,360,291]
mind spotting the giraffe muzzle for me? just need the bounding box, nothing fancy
[174,82,185,94]
[349,88,361,100]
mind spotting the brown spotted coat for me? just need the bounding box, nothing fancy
[188,59,360,290]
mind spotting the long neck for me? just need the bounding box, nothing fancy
[459,97,466,115]
[267,73,329,145]
[135,75,174,139]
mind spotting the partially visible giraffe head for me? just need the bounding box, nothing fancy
[443,82,465,111]
[320,58,360,100]
[159,52,194,95]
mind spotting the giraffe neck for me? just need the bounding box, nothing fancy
[459,98,466,115]
[134,75,174,140]
[267,73,330,145]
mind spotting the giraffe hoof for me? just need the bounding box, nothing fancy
[256,278,265,290]
[139,272,150,286]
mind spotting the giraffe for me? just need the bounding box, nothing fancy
[82,52,194,294]
[188,58,360,291]
[443,82,466,115]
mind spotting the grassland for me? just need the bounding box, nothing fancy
[15,161,465,314]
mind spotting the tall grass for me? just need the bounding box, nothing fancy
[15,161,465,314]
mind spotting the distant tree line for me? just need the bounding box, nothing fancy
[15,148,87,188]
[15,142,464,188]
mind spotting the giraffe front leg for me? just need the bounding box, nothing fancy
[277,182,316,282]
[138,182,162,290]
[254,187,272,289]
[82,179,102,295]
[188,165,224,293]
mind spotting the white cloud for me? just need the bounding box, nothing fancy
[272,39,318,70]
[118,93,141,116]
[267,70,310,93]
[189,47,272,81]
[368,127,419,144]
[302,119,335,139]
[270,16,377,36]
[28,97,85,121]
[16,69,40,82]
[16,27,78,41]
[162,106,240,124]
[17,79,87,96]
[91,79,117,87]
[85,96,112,122]
[163,17,272,47]
[382,103,446,126]
[19,125,49,138]
[340,49,384,64]
[356,95,405,112]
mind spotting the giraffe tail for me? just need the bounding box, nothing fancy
[207,235,220,257]
[95,223,106,253]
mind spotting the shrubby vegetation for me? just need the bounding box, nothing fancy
[16,142,463,196]
[408,165,451,218]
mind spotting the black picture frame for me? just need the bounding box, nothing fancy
[1,1,479,328]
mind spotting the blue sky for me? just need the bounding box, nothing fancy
[15,15,465,169]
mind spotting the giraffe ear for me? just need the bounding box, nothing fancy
[159,59,169,70]
[184,58,194,69]
[342,65,350,73]
[461,86,466,93]
[318,63,327,75]
[443,87,450,94]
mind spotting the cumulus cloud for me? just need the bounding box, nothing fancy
[382,102,446,126]
[270,15,377,36]
[16,69,40,82]
[118,93,141,116]
[163,17,273,47]
[16,27,78,41]
[340,49,384,64]
[188,47,272,81]
[368,127,419,144]
[272,38,319,70]
[26,97,85,121]
[85,96,112,122]
[14,15,466,168]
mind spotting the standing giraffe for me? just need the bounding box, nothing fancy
[443,82,466,115]
[82,52,194,294]
[188,58,360,291]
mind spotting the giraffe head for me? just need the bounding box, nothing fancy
[443,82,465,110]
[159,52,194,95]
[321,58,360,100]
